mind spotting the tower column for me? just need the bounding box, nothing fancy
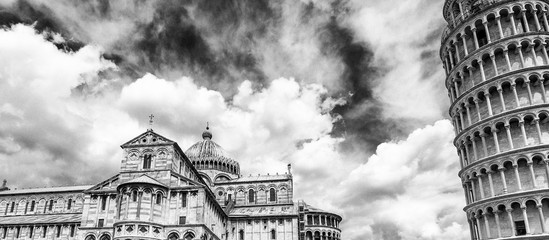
[462,33,469,55]
[511,83,521,107]
[480,133,489,157]
[520,120,528,146]
[483,213,492,239]
[491,127,501,153]
[537,204,547,233]
[522,206,531,234]
[478,174,486,199]
[494,210,502,238]
[487,170,495,197]
[529,162,538,189]
[514,164,523,190]
[496,16,504,39]
[484,92,493,116]
[504,49,512,71]
[497,87,506,111]
[507,208,516,237]
[505,124,514,149]
[499,167,508,194]
[471,136,479,161]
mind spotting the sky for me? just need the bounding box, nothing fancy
[0,0,468,239]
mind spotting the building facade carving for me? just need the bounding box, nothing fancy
[0,128,341,240]
[442,0,549,238]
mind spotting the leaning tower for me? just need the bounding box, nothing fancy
[441,0,549,239]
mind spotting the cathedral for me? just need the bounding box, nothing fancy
[0,127,342,240]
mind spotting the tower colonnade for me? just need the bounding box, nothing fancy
[443,0,549,239]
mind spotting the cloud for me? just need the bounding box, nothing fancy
[336,120,468,240]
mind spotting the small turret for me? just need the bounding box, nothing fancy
[0,179,10,191]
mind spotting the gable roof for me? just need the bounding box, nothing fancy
[120,130,176,148]
[121,175,167,188]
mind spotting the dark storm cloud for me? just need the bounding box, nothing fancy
[319,17,398,150]
[0,0,397,153]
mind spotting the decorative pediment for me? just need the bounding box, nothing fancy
[121,130,175,148]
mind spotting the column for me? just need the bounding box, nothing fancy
[522,11,531,32]
[471,136,479,161]
[454,80,461,96]
[507,208,517,237]
[499,167,508,193]
[483,21,491,43]
[455,44,461,62]
[474,98,482,120]
[478,59,487,82]
[494,210,502,238]
[518,47,526,68]
[449,49,455,67]
[529,162,538,189]
[136,190,142,219]
[463,185,470,204]
[487,170,495,197]
[504,49,512,71]
[480,133,489,157]
[530,45,539,66]
[496,16,504,39]
[545,161,549,188]
[468,66,476,86]
[465,103,473,126]
[483,213,492,239]
[537,204,547,233]
[505,124,515,149]
[541,44,549,65]
[484,92,493,116]
[533,10,542,31]
[522,206,531,234]
[514,164,523,190]
[534,118,543,143]
[510,13,518,35]
[471,179,477,201]
[525,80,533,104]
[543,12,549,31]
[492,128,501,153]
[468,220,476,240]
[498,87,506,111]
[125,192,130,219]
[540,79,547,103]
[512,83,521,107]
[149,192,154,221]
[520,120,528,146]
[472,28,480,49]
[462,34,469,55]
[491,54,499,76]
[478,174,486,199]
[459,108,466,128]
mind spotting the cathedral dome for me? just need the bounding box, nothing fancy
[185,127,240,176]
[186,128,229,159]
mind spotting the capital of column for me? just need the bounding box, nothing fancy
[497,86,503,92]
[483,91,491,97]
[504,123,510,128]
[491,128,499,133]
[533,117,540,123]
[479,132,488,138]
[490,53,496,59]
[498,166,507,171]
[473,97,480,103]
[537,204,543,209]
[506,208,514,213]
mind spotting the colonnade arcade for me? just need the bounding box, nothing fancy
[447,37,549,106]
[442,1,549,75]
[304,230,340,240]
[455,109,549,168]
[461,152,549,204]
[466,195,549,239]
[451,71,549,135]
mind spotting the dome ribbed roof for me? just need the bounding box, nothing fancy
[185,138,230,159]
[185,128,230,159]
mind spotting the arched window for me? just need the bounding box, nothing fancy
[239,230,244,240]
[67,199,72,210]
[99,234,110,240]
[168,233,179,240]
[132,190,138,202]
[156,193,162,205]
[143,154,152,169]
[48,200,54,211]
[30,200,35,211]
[269,188,276,202]
[248,189,255,203]
[271,229,276,239]
[184,232,195,240]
